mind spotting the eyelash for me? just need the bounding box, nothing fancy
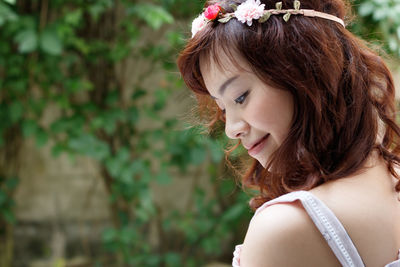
[218,90,250,115]
[234,90,249,104]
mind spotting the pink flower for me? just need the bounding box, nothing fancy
[234,0,265,26]
[232,244,243,267]
[191,14,207,37]
[204,4,221,20]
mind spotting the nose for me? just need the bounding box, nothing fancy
[225,110,249,139]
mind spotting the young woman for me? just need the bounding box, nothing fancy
[177,0,400,266]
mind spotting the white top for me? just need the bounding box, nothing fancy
[232,190,400,267]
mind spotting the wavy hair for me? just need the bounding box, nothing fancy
[177,0,400,210]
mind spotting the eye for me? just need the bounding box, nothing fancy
[234,90,249,104]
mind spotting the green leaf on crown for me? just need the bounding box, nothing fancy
[283,12,291,22]
[294,0,301,10]
[259,12,271,23]
[230,4,238,11]
[276,2,282,10]
[218,15,233,23]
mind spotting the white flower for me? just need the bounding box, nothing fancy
[234,0,266,26]
[191,14,207,37]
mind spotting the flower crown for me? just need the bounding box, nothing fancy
[191,0,345,37]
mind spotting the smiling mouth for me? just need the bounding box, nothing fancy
[248,134,270,157]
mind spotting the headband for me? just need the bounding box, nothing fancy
[192,0,345,37]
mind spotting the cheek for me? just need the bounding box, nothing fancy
[245,99,272,130]
[245,92,293,138]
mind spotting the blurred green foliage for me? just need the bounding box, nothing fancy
[0,176,17,224]
[0,0,399,266]
[352,0,400,56]
[0,0,249,266]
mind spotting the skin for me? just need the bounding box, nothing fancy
[239,154,400,266]
[200,53,400,266]
[200,55,294,168]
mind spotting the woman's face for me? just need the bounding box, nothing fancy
[200,55,294,168]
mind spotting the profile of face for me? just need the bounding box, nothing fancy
[200,54,294,168]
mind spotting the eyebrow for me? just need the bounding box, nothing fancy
[210,75,239,99]
[219,75,239,95]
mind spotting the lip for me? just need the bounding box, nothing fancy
[246,134,270,157]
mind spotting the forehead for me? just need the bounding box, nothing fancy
[199,49,250,93]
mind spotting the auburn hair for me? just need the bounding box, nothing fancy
[177,0,400,210]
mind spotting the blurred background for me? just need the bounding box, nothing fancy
[0,0,400,266]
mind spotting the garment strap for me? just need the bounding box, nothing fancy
[253,191,365,267]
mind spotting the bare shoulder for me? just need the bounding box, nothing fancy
[240,201,340,267]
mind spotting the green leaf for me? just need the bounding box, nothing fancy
[105,157,122,178]
[294,0,301,10]
[131,4,173,30]
[128,107,139,125]
[2,0,16,5]
[275,2,282,10]
[388,36,398,51]
[116,147,130,163]
[358,2,374,17]
[68,134,110,161]
[156,171,171,184]
[88,0,113,21]
[65,78,93,93]
[105,90,119,105]
[51,143,65,157]
[35,128,48,147]
[0,2,17,26]
[218,15,233,23]
[137,190,155,221]
[222,204,245,222]
[0,191,7,206]
[102,228,117,243]
[156,163,171,184]
[1,208,16,224]
[15,29,38,53]
[372,8,388,21]
[90,116,104,130]
[5,177,18,190]
[9,101,24,123]
[208,140,224,163]
[64,9,82,26]
[190,147,206,165]
[259,12,271,23]
[283,12,291,22]
[40,28,63,55]
[164,253,181,266]
[132,88,147,100]
[229,4,238,11]
[22,119,38,138]
[119,227,137,244]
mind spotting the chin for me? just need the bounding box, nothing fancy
[257,158,267,169]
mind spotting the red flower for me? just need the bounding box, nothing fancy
[204,4,221,20]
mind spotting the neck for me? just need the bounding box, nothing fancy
[347,151,400,200]
[311,150,399,201]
